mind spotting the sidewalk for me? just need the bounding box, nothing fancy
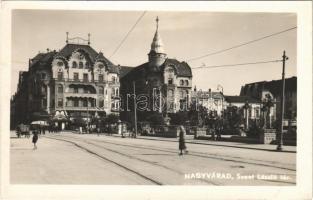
[109,133,296,153]
[61,130,296,153]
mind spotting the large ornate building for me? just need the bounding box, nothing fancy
[120,17,193,122]
[11,35,120,129]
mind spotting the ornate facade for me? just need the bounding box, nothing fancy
[11,36,120,128]
[120,17,193,122]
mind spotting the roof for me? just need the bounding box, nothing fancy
[119,66,134,78]
[55,43,114,66]
[30,51,57,69]
[224,95,261,104]
[240,76,297,96]
[192,90,224,99]
[29,44,119,74]
[163,59,192,77]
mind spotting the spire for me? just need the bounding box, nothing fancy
[150,16,165,54]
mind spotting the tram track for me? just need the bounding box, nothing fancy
[55,134,295,172]
[45,134,295,185]
[45,136,163,185]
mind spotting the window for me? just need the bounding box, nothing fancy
[72,61,77,68]
[84,87,89,94]
[58,85,63,93]
[74,87,78,93]
[57,98,63,107]
[79,62,83,69]
[111,102,115,109]
[168,90,173,98]
[74,99,79,107]
[99,86,104,94]
[112,76,116,83]
[41,73,46,79]
[168,78,173,85]
[73,73,79,81]
[57,61,63,67]
[83,73,88,82]
[185,80,189,86]
[116,88,119,96]
[99,99,104,108]
[255,109,260,118]
[180,80,184,86]
[57,72,63,80]
[83,99,88,107]
[85,62,90,68]
[99,75,104,82]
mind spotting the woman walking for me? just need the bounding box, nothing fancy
[178,125,188,155]
[32,130,39,150]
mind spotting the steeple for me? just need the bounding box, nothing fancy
[150,16,165,54]
[148,16,167,69]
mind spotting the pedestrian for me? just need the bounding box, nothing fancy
[32,130,39,150]
[178,125,188,155]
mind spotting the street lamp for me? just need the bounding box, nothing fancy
[132,81,138,138]
[277,51,288,151]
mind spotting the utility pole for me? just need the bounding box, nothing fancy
[277,51,288,151]
[133,81,137,138]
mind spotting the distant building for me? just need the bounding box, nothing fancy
[120,17,193,122]
[11,35,120,129]
[191,87,225,117]
[240,76,297,121]
[224,95,262,120]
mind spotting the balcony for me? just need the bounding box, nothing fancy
[64,92,97,99]
[64,106,102,111]
[53,78,109,84]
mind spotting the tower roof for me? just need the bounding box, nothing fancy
[150,16,165,54]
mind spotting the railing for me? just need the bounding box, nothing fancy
[64,93,97,98]
[64,106,103,111]
[53,78,111,84]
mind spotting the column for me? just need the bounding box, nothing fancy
[47,84,50,113]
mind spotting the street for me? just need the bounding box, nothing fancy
[10,131,296,185]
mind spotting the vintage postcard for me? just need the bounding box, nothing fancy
[0,1,312,200]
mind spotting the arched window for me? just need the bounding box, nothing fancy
[185,80,189,86]
[112,76,116,83]
[180,80,184,86]
[72,61,77,68]
[79,62,83,68]
[99,86,104,94]
[99,99,104,108]
[58,85,63,93]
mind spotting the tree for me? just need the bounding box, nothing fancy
[169,111,188,125]
[187,102,209,127]
[105,114,119,124]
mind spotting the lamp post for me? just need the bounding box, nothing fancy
[132,81,138,138]
[277,51,288,151]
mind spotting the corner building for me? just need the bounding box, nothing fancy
[12,37,120,128]
[120,17,193,121]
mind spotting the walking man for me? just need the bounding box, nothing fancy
[178,125,188,155]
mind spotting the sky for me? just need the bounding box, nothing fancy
[11,10,297,96]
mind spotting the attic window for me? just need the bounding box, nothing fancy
[79,62,83,68]
[72,61,77,68]
[57,61,63,67]
[180,80,184,86]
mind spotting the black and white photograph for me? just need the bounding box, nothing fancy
[0,1,312,200]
